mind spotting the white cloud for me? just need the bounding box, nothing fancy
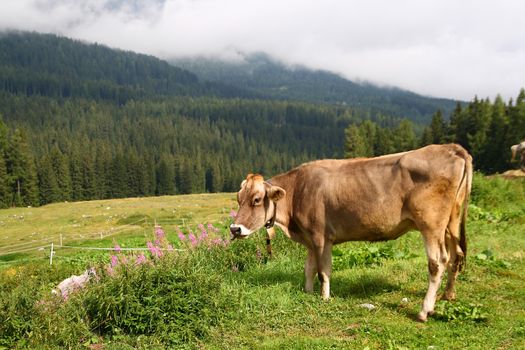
[1,0,524,100]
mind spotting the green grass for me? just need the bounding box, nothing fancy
[0,174,524,349]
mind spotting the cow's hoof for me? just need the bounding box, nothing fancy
[441,292,456,301]
[416,311,428,322]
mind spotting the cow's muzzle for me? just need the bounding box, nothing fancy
[229,224,250,240]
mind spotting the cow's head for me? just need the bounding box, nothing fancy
[230,174,286,239]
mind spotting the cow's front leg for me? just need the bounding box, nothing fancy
[304,248,317,293]
[315,242,333,300]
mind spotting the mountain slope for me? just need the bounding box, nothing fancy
[0,31,254,103]
[173,53,460,124]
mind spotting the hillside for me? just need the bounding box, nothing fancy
[0,31,254,103]
[1,31,458,125]
[173,53,460,124]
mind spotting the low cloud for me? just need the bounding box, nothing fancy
[1,0,524,100]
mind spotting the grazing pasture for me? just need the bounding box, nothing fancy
[0,174,524,349]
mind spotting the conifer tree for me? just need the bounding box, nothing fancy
[156,156,175,195]
[466,98,492,162]
[94,144,111,199]
[352,120,375,157]
[392,120,417,152]
[429,110,446,144]
[69,147,84,201]
[177,159,193,195]
[448,102,466,144]
[0,156,8,208]
[38,154,60,205]
[0,118,10,207]
[81,151,97,200]
[110,153,129,198]
[205,162,223,193]
[6,128,39,206]
[507,89,525,150]
[50,145,72,201]
[481,95,509,172]
[344,124,368,158]
[373,127,395,156]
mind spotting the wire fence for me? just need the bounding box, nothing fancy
[1,218,190,265]
[0,215,231,266]
[0,217,150,258]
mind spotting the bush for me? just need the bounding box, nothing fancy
[79,254,222,346]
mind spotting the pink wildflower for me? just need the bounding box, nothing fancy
[147,241,163,258]
[177,231,186,241]
[208,223,219,233]
[199,229,208,242]
[114,244,121,253]
[167,244,174,252]
[135,253,147,265]
[188,232,197,247]
[106,265,115,277]
[230,210,237,218]
[155,226,165,239]
[110,255,119,267]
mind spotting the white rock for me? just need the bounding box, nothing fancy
[358,303,376,310]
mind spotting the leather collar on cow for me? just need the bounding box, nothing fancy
[265,202,277,229]
[263,180,277,229]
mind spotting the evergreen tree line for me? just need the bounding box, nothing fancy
[345,89,525,173]
[1,94,403,208]
[0,31,254,104]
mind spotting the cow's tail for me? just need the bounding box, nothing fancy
[458,151,472,271]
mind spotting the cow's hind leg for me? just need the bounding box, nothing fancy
[442,205,465,301]
[442,231,460,301]
[418,232,448,322]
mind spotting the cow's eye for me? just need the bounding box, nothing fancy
[253,197,262,205]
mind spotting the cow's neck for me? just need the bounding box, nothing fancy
[268,172,296,229]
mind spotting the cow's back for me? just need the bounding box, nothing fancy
[284,144,470,244]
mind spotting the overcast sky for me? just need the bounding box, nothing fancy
[1,0,524,101]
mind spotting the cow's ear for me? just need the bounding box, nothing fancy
[267,185,286,202]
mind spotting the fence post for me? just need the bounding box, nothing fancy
[50,243,54,265]
[60,234,63,247]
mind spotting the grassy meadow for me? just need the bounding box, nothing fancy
[0,174,524,349]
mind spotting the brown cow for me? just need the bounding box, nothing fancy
[230,144,472,322]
